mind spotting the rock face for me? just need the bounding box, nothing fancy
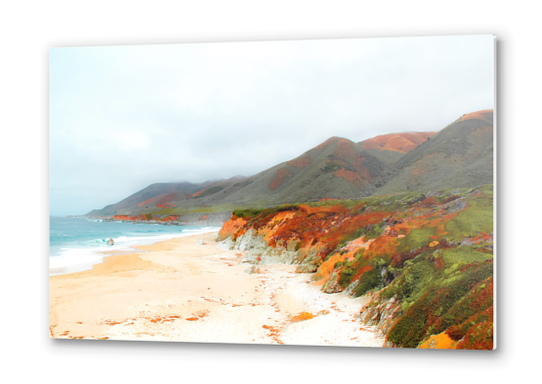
[295,264,319,273]
[229,229,303,265]
[357,292,403,347]
[322,272,343,293]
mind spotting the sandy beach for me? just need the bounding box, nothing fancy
[49,231,385,347]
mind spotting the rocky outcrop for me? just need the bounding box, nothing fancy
[294,264,318,273]
[227,229,303,265]
[322,272,343,293]
[357,291,402,347]
[102,211,230,227]
[215,184,494,349]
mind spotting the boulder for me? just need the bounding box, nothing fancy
[322,272,343,293]
[295,264,318,273]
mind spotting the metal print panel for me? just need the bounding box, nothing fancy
[49,34,495,349]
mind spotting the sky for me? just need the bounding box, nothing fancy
[49,34,494,216]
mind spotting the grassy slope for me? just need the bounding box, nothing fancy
[378,114,494,194]
[226,184,494,349]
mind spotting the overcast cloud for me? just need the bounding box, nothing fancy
[49,35,494,216]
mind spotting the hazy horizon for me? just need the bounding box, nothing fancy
[49,35,494,216]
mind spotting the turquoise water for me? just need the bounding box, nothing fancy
[50,216,220,275]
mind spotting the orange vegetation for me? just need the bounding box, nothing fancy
[472,125,493,137]
[269,168,292,190]
[218,216,249,240]
[419,332,458,349]
[111,214,179,222]
[461,109,493,122]
[221,186,493,350]
[334,140,373,182]
[137,192,181,207]
[316,137,351,150]
[222,189,477,292]
[287,156,311,168]
[362,132,435,153]
[192,189,206,197]
[112,215,148,221]
[334,168,364,185]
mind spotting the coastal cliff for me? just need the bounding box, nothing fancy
[101,211,231,227]
[217,185,494,349]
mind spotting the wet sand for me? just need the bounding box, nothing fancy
[49,232,385,347]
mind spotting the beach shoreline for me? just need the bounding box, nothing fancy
[49,231,385,347]
[49,222,221,277]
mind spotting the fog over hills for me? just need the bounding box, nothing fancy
[87,110,493,219]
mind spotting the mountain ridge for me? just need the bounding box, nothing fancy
[86,109,493,220]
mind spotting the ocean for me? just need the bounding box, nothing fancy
[49,216,220,275]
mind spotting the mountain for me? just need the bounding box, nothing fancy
[214,136,392,205]
[360,131,436,165]
[377,109,494,194]
[86,109,493,220]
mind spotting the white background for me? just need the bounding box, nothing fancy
[1,1,538,383]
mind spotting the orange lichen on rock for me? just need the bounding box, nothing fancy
[313,253,345,281]
[269,168,292,190]
[261,210,297,243]
[342,236,374,252]
[419,332,458,349]
[364,235,400,258]
[218,216,249,240]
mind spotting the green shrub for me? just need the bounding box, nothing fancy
[364,222,384,240]
[353,258,386,297]
[338,267,355,287]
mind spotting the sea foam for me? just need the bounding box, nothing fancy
[50,217,220,276]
